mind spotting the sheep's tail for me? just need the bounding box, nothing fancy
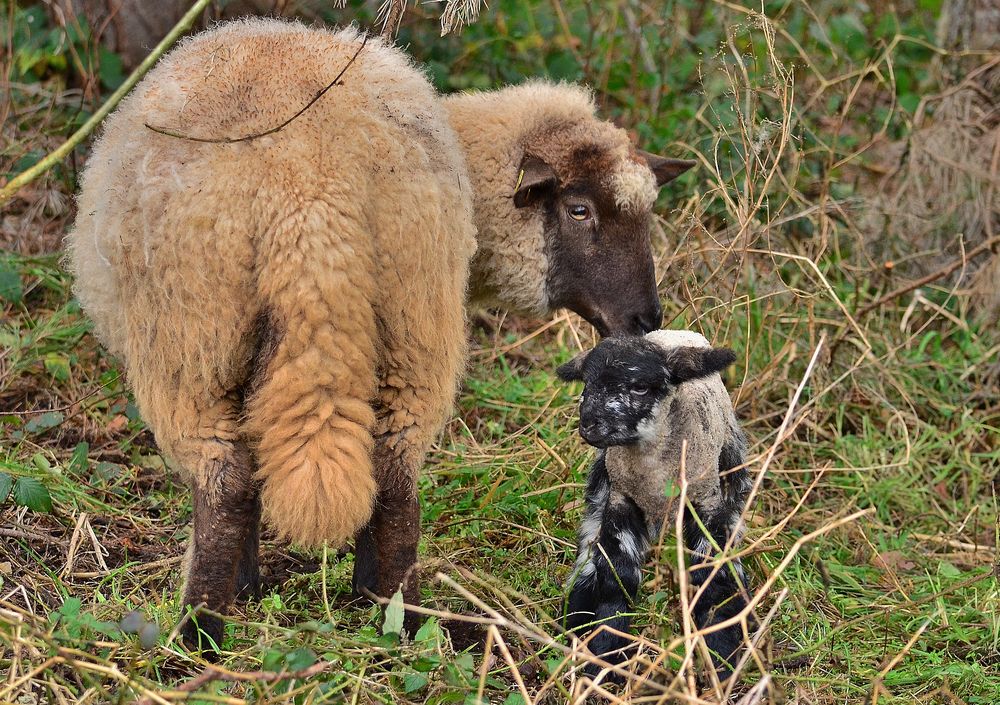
[242,198,379,548]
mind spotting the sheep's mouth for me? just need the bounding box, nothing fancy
[582,310,652,337]
[588,316,612,337]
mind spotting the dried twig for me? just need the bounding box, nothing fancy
[144,35,369,144]
[379,0,407,41]
[132,661,337,705]
[855,235,1000,320]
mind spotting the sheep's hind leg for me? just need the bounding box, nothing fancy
[177,422,259,655]
[565,455,650,678]
[351,445,421,636]
[351,339,463,636]
[234,494,262,601]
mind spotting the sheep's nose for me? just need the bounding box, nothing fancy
[633,303,662,334]
[581,421,599,435]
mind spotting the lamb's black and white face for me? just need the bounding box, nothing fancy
[556,337,736,448]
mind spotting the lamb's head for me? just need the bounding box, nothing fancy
[444,82,695,336]
[557,334,736,448]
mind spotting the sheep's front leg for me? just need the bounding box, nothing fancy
[566,456,650,676]
[180,440,260,654]
[683,460,754,679]
[352,440,421,636]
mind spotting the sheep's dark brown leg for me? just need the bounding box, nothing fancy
[180,441,259,655]
[352,437,422,636]
[234,494,262,601]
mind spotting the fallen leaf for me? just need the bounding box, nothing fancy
[873,550,916,573]
[106,415,128,434]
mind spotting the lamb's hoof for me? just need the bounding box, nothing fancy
[583,659,627,685]
[582,632,636,684]
[179,611,224,660]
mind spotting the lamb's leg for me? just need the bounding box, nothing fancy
[684,454,754,679]
[565,455,650,676]
[178,432,259,654]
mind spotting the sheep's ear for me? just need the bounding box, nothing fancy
[637,151,696,187]
[665,346,736,384]
[556,350,589,381]
[514,155,557,208]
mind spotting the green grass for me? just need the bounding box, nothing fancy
[2,248,996,704]
[2,0,999,703]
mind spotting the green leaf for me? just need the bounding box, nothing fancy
[415,615,440,643]
[70,442,89,473]
[57,597,82,618]
[93,462,121,483]
[14,476,52,513]
[261,648,284,673]
[285,647,316,672]
[382,588,405,635]
[455,653,475,675]
[0,473,13,502]
[24,411,64,435]
[0,261,23,303]
[44,353,71,382]
[504,695,528,705]
[938,561,961,579]
[403,673,429,694]
[413,655,441,672]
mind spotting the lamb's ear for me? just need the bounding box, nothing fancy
[556,350,589,381]
[665,346,737,384]
[513,155,557,208]
[637,151,697,187]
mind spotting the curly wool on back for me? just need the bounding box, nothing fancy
[69,19,476,549]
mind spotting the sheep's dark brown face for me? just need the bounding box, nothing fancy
[513,149,694,336]
[556,337,736,448]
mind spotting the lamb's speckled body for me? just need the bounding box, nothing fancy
[558,330,754,679]
[605,330,747,533]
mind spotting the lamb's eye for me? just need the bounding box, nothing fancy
[633,386,650,396]
[568,204,591,221]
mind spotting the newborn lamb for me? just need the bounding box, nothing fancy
[556,330,754,680]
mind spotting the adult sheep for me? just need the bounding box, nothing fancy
[67,18,695,649]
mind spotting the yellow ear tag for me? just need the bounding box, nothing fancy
[515,169,525,190]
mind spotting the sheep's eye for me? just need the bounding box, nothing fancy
[568,204,591,221]
[633,386,649,396]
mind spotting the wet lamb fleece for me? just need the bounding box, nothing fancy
[557,330,755,680]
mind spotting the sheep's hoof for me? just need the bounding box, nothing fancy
[179,611,224,660]
[235,569,262,603]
